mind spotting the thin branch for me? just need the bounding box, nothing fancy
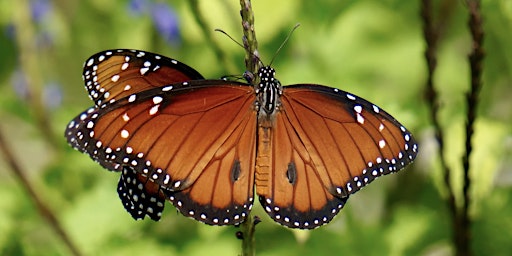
[464,0,484,214]
[239,214,258,256]
[421,0,457,222]
[239,1,259,255]
[240,0,260,76]
[421,0,467,254]
[0,126,81,256]
[422,0,483,255]
[460,0,484,255]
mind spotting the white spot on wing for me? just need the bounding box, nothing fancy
[346,93,356,100]
[153,96,163,104]
[356,113,365,124]
[149,104,160,115]
[121,129,130,138]
[111,74,120,82]
[122,113,130,121]
[140,67,149,75]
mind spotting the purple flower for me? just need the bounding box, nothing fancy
[150,3,180,45]
[10,68,62,109]
[11,68,30,101]
[128,0,149,16]
[4,23,15,40]
[30,0,51,23]
[42,82,62,110]
[5,0,52,42]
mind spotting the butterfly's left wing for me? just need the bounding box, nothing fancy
[66,81,258,224]
[256,84,418,229]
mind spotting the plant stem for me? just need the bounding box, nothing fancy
[240,214,256,256]
[422,0,483,255]
[239,0,259,255]
[459,1,484,255]
[0,127,81,256]
[240,0,261,76]
[421,0,458,232]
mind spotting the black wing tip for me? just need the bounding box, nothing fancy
[338,147,418,197]
[64,107,95,146]
[259,196,348,230]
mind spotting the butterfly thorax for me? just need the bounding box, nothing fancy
[256,66,283,121]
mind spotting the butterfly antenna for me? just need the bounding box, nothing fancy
[269,23,301,66]
[215,29,245,48]
[215,28,264,70]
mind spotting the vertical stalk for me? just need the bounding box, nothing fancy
[0,127,81,256]
[239,1,259,255]
[459,0,484,255]
[422,0,484,255]
[421,0,458,237]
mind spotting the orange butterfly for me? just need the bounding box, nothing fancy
[66,49,417,229]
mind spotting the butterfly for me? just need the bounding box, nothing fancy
[65,49,417,229]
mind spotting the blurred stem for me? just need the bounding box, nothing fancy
[239,1,259,255]
[460,0,484,255]
[422,0,482,255]
[12,0,59,150]
[188,0,237,74]
[0,126,81,256]
[421,0,462,254]
[421,0,458,225]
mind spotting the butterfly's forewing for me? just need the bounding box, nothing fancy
[83,49,204,108]
[66,81,257,225]
[256,84,418,229]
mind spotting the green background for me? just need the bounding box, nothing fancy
[1,0,511,255]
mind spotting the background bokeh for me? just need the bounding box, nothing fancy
[1,0,511,255]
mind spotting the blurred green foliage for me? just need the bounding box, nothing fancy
[1,0,511,255]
